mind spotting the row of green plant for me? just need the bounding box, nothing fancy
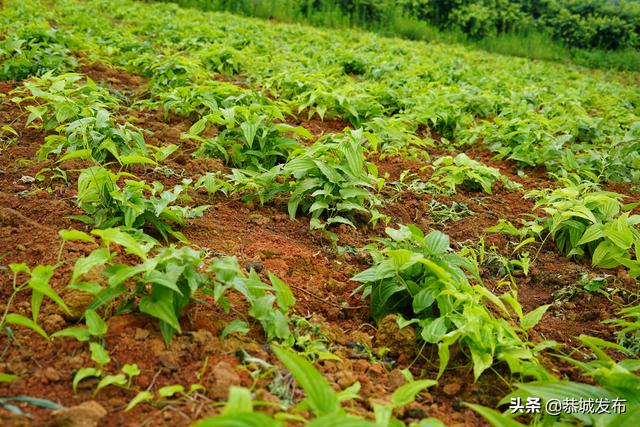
[41,0,640,184]
[14,71,391,234]
[1,1,639,425]
[0,0,76,80]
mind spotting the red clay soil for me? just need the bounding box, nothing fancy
[0,65,637,427]
[77,61,147,95]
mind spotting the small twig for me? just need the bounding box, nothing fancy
[357,322,377,332]
[193,401,205,419]
[146,368,163,392]
[409,341,427,370]
[289,284,367,310]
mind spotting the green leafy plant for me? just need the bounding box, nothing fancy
[461,238,533,286]
[469,335,640,426]
[52,308,106,342]
[73,240,211,344]
[429,199,474,224]
[1,263,70,341]
[14,72,173,166]
[194,171,234,195]
[431,153,520,195]
[38,110,157,165]
[284,129,386,230]
[72,341,140,394]
[0,125,18,153]
[125,382,206,412]
[14,72,118,131]
[0,23,75,81]
[75,166,208,242]
[138,81,252,118]
[352,224,549,380]
[606,304,640,354]
[187,106,308,171]
[58,229,295,344]
[192,346,437,427]
[201,45,244,75]
[208,256,295,343]
[529,180,640,276]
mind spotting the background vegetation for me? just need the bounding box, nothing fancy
[158,0,640,71]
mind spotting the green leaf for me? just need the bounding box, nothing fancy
[85,309,107,336]
[592,240,626,268]
[424,231,449,254]
[326,216,355,227]
[0,373,18,382]
[0,400,24,416]
[88,283,127,311]
[58,149,92,162]
[274,123,313,139]
[272,346,341,417]
[191,413,280,427]
[70,248,110,285]
[437,342,450,379]
[576,224,604,246]
[521,304,550,331]
[5,313,48,339]
[59,229,95,243]
[89,342,110,366]
[391,379,437,407]
[73,368,101,393]
[28,265,70,317]
[70,281,103,295]
[9,263,30,275]
[139,294,181,334]
[189,118,207,135]
[52,326,92,342]
[222,387,253,415]
[269,273,295,311]
[420,317,447,343]
[412,288,435,314]
[95,374,126,393]
[221,319,250,339]
[125,391,153,411]
[471,348,493,380]
[465,403,526,427]
[119,154,157,166]
[122,364,141,378]
[92,228,149,260]
[9,396,61,409]
[373,403,393,427]
[159,384,185,398]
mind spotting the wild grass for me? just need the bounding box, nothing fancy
[160,0,640,72]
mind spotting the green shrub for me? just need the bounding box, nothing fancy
[353,224,548,380]
[75,166,209,242]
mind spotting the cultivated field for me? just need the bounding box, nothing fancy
[0,0,639,426]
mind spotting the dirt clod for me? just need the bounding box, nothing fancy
[44,313,66,333]
[443,382,462,396]
[51,400,107,427]
[44,366,62,382]
[60,290,95,321]
[388,369,407,389]
[158,350,180,371]
[205,361,241,400]
[134,328,150,340]
[375,314,416,357]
